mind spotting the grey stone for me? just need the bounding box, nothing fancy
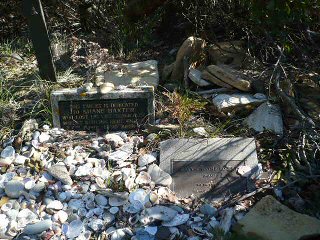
[200,204,217,217]
[244,102,283,135]
[188,69,211,87]
[51,86,155,132]
[47,164,73,185]
[212,93,266,112]
[96,60,159,88]
[21,119,38,137]
[5,180,25,198]
[234,195,320,240]
[0,146,15,165]
[23,219,52,235]
[159,138,258,199]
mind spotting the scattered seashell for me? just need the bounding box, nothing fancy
[83,82,93,92]
[149,192,158,204]
[0,197,9,208]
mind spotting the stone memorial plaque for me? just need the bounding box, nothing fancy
[51,86,154,131]
[160,138,258,200]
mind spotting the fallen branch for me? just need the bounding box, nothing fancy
[274,71,315,128]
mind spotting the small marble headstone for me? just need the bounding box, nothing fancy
[159,138,258,200]
[51,86,155,132]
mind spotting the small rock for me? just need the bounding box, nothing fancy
[111,228,127,240]
[5,181,25,198]
[145,133,158,143]
[66,220,84,239]
[100,82,115,94]
[105,134,124,148]
[38,132,50,143]
[109,207,119,214]
[138,154,156,167]
[212,93,266,113]
[135,172,152,185]
[14,154,28,165]
[244,102,283,135]
[155,226,171,240]
[189,69,211,87]
[83,82,93,92]
[0,146,15,165]
[200,204,217,217]
[235,195,320,240]
[47,164,73,185]
[219,207,233,233]
[95,194,108,206]
[237,166,252,177]
[23,219,52,235]
[162,214,189,227]
[57,210,68,223]
[193,127,209,137]
[21,119,38,137]
[157,187,178,203]
[109,197,127,207]
[47,200,63,210]
[148,164,172,186]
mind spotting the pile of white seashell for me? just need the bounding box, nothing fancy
[0,122,244,240]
